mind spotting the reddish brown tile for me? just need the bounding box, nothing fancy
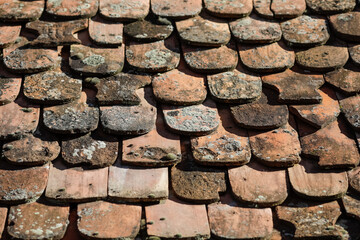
[262,68,324,104]
[70,44,124,76]
[191,107,251,167]
[0,0,44,22]
[276,201,344,239]
[324,68,360,95]
[348,167,360,194]
[99,0,149,21]
[349,44,360,66]
[89,16,123,46]
[300,120,360,169]
[43,91,99,134]
[62,208,82,240]
[330,12,360,42]
[0,164,49,204]
[229,15,282,44]
[145,198,210,239]
[253,0,274,18]
[281,15,329,47]
[0,207,7,237]
[271,0,306,18]
[0,24,21,48]
[45,0,98,18]
[151,0,202,19]
[230,89,289,130]
[8,202,69,240]
[339,95,360,130]
[228,161,288,207]
[306,0,356,14]
[77,201,141,239]
[204,0,253,18]
[343,195,360,220]
[239,42,295,73]
[0,77,21,105]
[162,99,220,136]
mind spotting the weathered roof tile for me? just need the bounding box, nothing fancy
[342,195,360,220]
[271,0,306,18]
[45,0,98,19]
[204,0,253,18]
[339,95,360,130]
[348,167,360,194]
[0,24,21,48]
[330,12,360,42]
[0,76,21,105]
[151,0,202,19]
[0,0,44,22]
[89,16,123,46]
[305,0,356,14]
[99,0,149,21]
[324,67,360,95]
[253,0,274,18]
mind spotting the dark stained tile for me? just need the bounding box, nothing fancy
[339,95,360,130]
[89,16,123,46]
[281,15,329,47]
[204,0,253,18]
[228,161,288,207]
[288,158,348,200]
[349,44,360,66]
[230,89,289,130]
[239,42,295,73]
[43,91,99,134]
[69,44,124,76]
[330,12,360,42]
[253,0,274,19]
[45,0,98,19]
[62,208,86,240]
[77,201,141,239]
[271,0,306,18]
[342,195,360,220]
[0,0,44,22]
[262,68,324,104]
[0,24,21,48]
[191,107,251,167]
[348,167,360,194]
[162,99,220,136]
[151,0,202,19]
[0,208,6,237]
[324,68,360,95]
[176,15,231,47]
[99,0,149,21]
[8,202,69,240]
[249,123,301,168]
[0,77,21,105]
[306,0,356,14]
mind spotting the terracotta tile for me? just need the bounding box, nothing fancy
[271,0,306,18]
[306,0,356,14]
[69,44,124,76]
[182,42,238,73]
[45,0,98,18]
[330,12,360,42]
[0,77,21,105]
[239,42,295,73]
[300,119,360,169]
[100,88,156,135]
[281,15,329,47]
[3,130,60,166]
[296,44,349,72]
[162,99,220,136]
[43,91,99,134]
[151,0,202,19]
[289,87,340,129]
[176,15,231,47]
[253,0,274,18]
[229,15,282,44]
[0,96,40,140]
[230,89,289,130]
[88,16,123,46]
[324,68,360,95]
[99,0,149,21]
[288,159,348,200]
[126,36,180,72]
[0,164,49,204]
[349,44,360,66]
[94,72,151,105]
[62,129,118,168]
[191,107,251,167]
[108,163,168,202]
[145,198,210,239]
[249,123,301,168]
[77,201,141,239]
[45,162,108,202]
[228,161,288,207]
[0,0,44,22]
[348,167,360,194]
[339,95,360,130]
[122,112,181,167]
[204,0,253,18]
[0,207,7,237]
[62,208,83,240]
[262,68,324,104]
[0,24,21,48]
[343,195,360,220]
[276,201,344,239]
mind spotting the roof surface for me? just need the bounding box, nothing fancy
[0,0,360,239]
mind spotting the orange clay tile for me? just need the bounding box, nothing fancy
[108,163,168,202]
[300,119,360,169]
[126,37,180,73]
[145,198,211,239]
[305,0,356,14]
[77,201,142,239]
[45,0,98,19]
[262,68,324,104]
[45,162,108,202]
[0,208,6,237]
[151,0,202,19]
[0,24,21,48]
[253,0,274,18]
[122,112,181,167]
[281,15,330,47]
[349,44,360,66]
[191,106,251,167]
[271,0,306,18]
[249,123,301,167]
[7,202,69,240]
[228,161,288,207]
[0,77,21,105]
[89,16,123,46]
[276,201,344,239]
[230,89,289,130]
[330,12,360,42]
[342,195,360,220]
[204,0,253,18]
[229,15,282,44]
[239,42,295,73]
[176,15,231,47]
[348,167,360,194]
[0,0,44,22]
[324,67,360,95]
[0,163,49,204]
[69,44,124,76]
[339,95,360,130]
[99,0,149,21]
[288,158,348,200]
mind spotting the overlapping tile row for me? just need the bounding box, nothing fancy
[0,0,360,239]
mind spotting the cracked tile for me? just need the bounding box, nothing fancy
[89,16,123,46]
[339,95,360,130]
[99,0,149,21]
[151,0,202,19]
[45,0,98,18]
[204,0,253,18]
[253,0,274,18]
